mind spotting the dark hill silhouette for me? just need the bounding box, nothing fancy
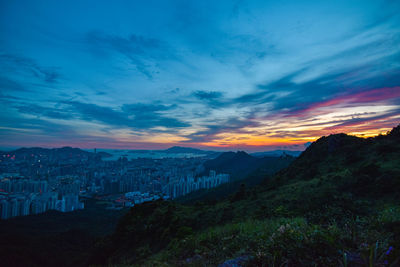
[387,124,400,137]
[203,151,258,179]
[202,151,295,181]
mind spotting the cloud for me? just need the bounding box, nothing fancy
[323,109,400,130]
[0,111,75,137]
[0,54,60,84]
[0,76,27,92]
[15,103,74,120]
[0,93,21,101]
[189,90,229,109]
[183,116,260,143]
[230,60,400,116]
[63,101,190,130]
[0,113,120,149]
[284,86,400,118]
[86,31,172,79]
[1,1,400,150]
[122,103,190,129]
[193,90,223,100]
[122,103,176,113]
[178,65,400,145]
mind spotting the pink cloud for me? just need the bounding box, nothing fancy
[285,86,400,117]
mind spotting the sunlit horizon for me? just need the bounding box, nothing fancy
[1,0,399,152]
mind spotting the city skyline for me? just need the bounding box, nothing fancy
[1,0,400,151]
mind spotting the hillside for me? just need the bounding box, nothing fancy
[90,124,400,266]
[179,152,295,203]
[202,151,295,181]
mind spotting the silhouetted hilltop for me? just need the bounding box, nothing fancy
[203,151,257,178]
[387,124,400,138]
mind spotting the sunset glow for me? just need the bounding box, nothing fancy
[1,0,399,151]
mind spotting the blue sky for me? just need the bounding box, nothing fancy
[1,0,400,151]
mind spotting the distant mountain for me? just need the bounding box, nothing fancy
[162,146,218,155]
[10,146,89,157]
[163,146,206,154]
[251,149,303,157]
[1,146,112,160]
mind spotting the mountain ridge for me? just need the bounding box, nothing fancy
[1,146,112,160]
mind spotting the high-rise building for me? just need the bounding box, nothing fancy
[0,199,9,219]
[10,198,19,217]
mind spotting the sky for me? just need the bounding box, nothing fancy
[0,0,400,151]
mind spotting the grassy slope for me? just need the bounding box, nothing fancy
[91,125,400,266]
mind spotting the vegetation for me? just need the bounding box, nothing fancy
[90,125,400,266]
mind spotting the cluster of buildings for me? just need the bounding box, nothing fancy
[0,176,48,193]
[80,157,207,197]
[0,148,231,220]
[89,174,162,196]
[0,175,84,220]
[123,191,162,206]
[94,169,230,209]
[163,170,230,198]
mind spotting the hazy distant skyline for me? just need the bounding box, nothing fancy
[1,0,400,151]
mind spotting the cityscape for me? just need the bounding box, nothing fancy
[1,0,399,266]
[0,147,229,219]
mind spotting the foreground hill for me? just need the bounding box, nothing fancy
[91,124,400,266]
